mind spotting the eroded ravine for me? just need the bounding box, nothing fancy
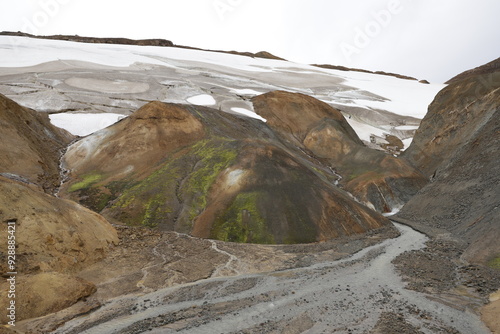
[53,224,490,334]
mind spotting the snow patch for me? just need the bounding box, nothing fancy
[49,113,126,136]
[382,205,403,217]
[187,94,216,106]
[402,138,414,150]
[230,107,267,122]
[226,169,246,186]
[345,117,389,143]
[394,125,419,130]
[232,88,263,96]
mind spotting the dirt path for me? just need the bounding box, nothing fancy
[52,224,489,334]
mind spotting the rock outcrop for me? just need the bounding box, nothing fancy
[252,91,427,212]
[397,61,500,265]
[62,101,391,243]
[312,64,422,81]
[0,93,73,193]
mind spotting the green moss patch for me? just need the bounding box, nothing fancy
[111,159,182,227]
[211,191,275,244]
[68,172,104,192]
[487,256,500,270]
[110,137,239,230]
[183,139,239,223]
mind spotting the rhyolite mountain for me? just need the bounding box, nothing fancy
[61,98,393,244]
[396,60,500,265]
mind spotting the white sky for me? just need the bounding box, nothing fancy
[0,0,499,83]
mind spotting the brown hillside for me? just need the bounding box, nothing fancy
[445,57,500,84]
[62,101,390,244]
[0,94,73,192]
[0,176,118,322]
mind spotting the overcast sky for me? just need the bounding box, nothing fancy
[1,0,499,82]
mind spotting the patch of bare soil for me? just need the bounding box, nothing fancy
[482,290,500,333]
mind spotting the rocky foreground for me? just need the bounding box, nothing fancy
[15,224,494,334]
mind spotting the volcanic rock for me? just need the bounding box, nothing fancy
[446,57,500,84]
[63,101,205,184]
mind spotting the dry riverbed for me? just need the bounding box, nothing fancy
[12,223,496,334]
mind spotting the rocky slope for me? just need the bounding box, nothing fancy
[0,93,73,193]
[252,91,428,212]
[397,61,500,265]
[61,100,392,244]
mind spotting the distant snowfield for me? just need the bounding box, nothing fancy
[49,113,126,136]
[0,36,278,72]
[0,36,445,143]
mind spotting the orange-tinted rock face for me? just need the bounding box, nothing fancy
[252,91,360,147]
[0,177,118,274]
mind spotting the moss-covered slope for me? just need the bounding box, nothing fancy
[62,101,390,244]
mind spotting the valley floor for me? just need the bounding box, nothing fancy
[15,224,495,334]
